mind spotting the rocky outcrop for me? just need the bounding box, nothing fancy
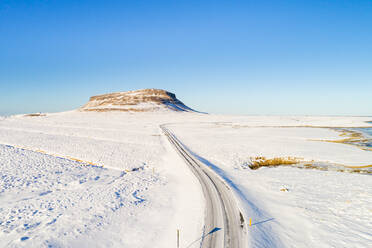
[80,89,196,112]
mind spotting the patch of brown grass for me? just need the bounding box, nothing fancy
[312,128,372,151]
[303,163,318,169]
[314,129,362,144]
[344,164,372,169]
[246,157,372,174]
[24,113,46,117]
[248,156,301,170]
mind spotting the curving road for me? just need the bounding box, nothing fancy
[161,126,248,248]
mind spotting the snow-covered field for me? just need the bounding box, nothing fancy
[168,120,372,248]
[0,111,204,248]
[0,144,160,247]
[0,111,371,247]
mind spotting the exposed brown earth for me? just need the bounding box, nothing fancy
[80,89,196,112]
[82,108,148,112]
[24,113,46,117]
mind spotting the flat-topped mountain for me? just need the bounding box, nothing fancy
[80,89,197,112]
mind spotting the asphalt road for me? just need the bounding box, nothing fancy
[161,126,248,248]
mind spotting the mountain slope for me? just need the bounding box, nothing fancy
[80,89,197,112]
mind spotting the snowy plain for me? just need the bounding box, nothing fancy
[168,119,372,248]
[0,111,371,247]
[0,111,205,248]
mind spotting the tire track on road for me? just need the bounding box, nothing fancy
[161,125,248,248]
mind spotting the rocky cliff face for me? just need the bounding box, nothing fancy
[80,89,196,112]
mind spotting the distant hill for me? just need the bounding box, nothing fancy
[80,89,198,112]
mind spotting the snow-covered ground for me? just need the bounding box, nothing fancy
[168,120,372,248]
[168,123,372,166]
[0,111,204,248]
[0,111,371,247]
[0,144,161,247]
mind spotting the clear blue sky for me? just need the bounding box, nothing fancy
[1,0,371,116]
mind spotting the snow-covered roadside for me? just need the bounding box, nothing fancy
[168,121,372,248]
[1,112,371,247]
[237,167,372,248]
[156,130,205,248]
[169,123,372,166]
[0,111,204,248]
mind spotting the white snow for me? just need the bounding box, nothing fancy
[0,111,204,248]
[0,111,371,247]
[167,119,372,248]
[168,123,372,166]
[0,144,161,247]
